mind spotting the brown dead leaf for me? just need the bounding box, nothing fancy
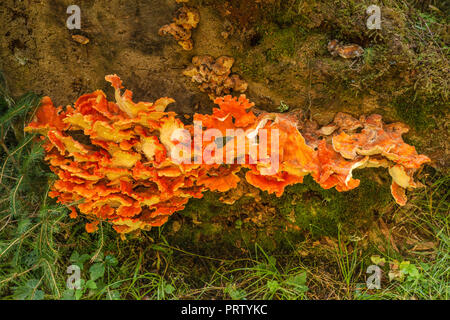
[72,35,89,45]
[297,249,309,257]
[379,218,399,252]
[322,236,337,248]
[327,39,364,58]
[411,241,436,251]
[172,220,181,233]
[388,260,403,281]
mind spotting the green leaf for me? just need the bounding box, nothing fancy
[286,273,309,295]
[105,255,118,266]
[400,261,420,280]
[75,289,83,300]
[419,262,431,271]
[370,255,386,266]
[33,290,44,300]
[70,251,91,270]
[62,289,76,300]
[69,251,80,262]
[89,262,105,281]
[91,252,104,262]
[107,290,121,300]
[225,284,247,300]
[286,272,307,287]
[79,253,91,264]
[164,284,175,295]
[86,280,98,290]
[267,280,280,293]
[13,279,44,300]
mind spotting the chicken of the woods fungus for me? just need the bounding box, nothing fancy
[25,75,430,234]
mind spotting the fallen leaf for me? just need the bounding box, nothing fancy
[72,35,89,45]
[172,220,182,233]
[370,255,386,266]
[411,241,436,251]
[379,218,399,252]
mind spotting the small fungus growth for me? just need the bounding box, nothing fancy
[25,75,430,234]
[183,55,248,99]
[159,5,200,50]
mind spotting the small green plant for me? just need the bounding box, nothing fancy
[219,244,309,300]
[62,251,121,300]
[278,101,290,113]
[12,279,45,300]
[224,283,247,300]
[335,226,361,296]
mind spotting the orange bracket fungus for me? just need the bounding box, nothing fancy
[25,75,430,234]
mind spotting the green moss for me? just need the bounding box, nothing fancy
[235,23,307,81]
[259,24,306,62]
[236,50,267,80]
[173,170,392,253]
[266,172,392,238]
[391,93,442,132]
[172,166,394,254]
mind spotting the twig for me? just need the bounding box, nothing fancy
[11,176,24,216]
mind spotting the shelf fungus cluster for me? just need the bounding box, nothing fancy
[25,75,430,234]
[183,55,248,99]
